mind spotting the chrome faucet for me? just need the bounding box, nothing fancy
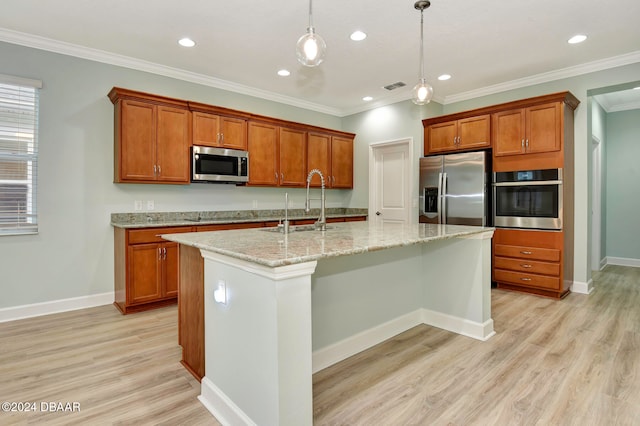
[305,169,327,231]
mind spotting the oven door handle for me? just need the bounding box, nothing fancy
[493,180,563,187]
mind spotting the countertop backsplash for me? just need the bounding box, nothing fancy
[111,208,368,228]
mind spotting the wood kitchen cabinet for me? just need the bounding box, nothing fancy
[493,102,561,157]
[493,228,570,299]
[109,88,191,184]
[279,127,307,186]
[307,132,354,188]
[114,226,192,314]
[247,121,279,185]
[191,109,247,150]
[247,121,308,186]
[425,115,490,154]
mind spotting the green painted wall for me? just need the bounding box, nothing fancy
[605,108,640,261]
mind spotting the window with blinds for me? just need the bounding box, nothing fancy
[0,75,41,236]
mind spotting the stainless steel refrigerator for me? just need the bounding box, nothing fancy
[419,151,491,226]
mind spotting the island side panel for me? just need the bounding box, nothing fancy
[311,244,424,371]
[199,251,316,426]
[178,244,205,381]
[420,232,494,340]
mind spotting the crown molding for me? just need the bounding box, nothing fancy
[1,27,639,117]
[444,50,640,105]
[0,28,343,116]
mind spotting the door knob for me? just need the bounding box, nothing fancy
[376,211,381,216]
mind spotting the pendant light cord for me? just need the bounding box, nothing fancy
[308,0,314,30]
[419,8,425,80]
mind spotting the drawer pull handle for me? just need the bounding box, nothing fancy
[520,277,532,282]
[521,264,533,268]
[520,250,533,255]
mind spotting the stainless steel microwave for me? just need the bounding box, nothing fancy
[493,168,563,230]
[191,145,249,183]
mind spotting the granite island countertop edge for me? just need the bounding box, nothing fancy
[161,222,494,268]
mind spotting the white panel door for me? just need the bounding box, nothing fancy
[371,141,411,225]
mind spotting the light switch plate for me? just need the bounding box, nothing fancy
[146,200,155,210]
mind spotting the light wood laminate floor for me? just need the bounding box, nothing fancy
[1,265,639,425]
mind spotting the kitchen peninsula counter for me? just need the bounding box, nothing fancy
[163,221,494,426]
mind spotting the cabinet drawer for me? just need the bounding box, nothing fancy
[494,244,560,262]
[128,227,193,244]
[494,269,561,290]
[494,256,560,276]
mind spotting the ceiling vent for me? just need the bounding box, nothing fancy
[383,81,406,91]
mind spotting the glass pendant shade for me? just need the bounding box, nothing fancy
[296,27,326,67]
[412,78,433,105]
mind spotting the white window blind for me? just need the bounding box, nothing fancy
[0,75,41,236]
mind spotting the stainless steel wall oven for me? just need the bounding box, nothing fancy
[493,168,562,230]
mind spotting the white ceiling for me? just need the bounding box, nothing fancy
[1,0,639,116]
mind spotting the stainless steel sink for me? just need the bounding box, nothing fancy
[262,224,333,233]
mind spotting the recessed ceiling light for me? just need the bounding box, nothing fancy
[277,69,291,77]
[438,74,451,81]
[362,96,373,101]
[350,31,367,41]
[568,34,587,44]
[178,38,196,47]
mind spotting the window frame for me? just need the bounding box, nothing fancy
[0,74,41,236]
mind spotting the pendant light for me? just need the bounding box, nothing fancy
[296,0,326,67]
[412,0,434,105]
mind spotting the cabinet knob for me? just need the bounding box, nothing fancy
[520,250,532,255]
[520,264,533,268]
[157,165,161,176]
[520,277,532,282]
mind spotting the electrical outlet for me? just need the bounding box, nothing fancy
[252,200,258,209]
[134,200,143,211]
[146,200,155,211]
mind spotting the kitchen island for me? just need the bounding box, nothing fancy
[163,221,494,426]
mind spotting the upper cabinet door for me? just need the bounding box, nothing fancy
[219,116,248,150]
[155,106,190,183]
[247,121,278,186]
[118,100,156,181]
[307,132,331,187]
[526,102,561,154]
[426,121,457,153]
[492,109,526,156]
[330,136,354,189]
[192,111,220,147]
[279,127,307,186]
[457,115,490,150]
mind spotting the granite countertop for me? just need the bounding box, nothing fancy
[110,208,368,229]
[162,221,494,268]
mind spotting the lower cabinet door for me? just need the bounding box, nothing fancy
[163,242,180,298]
[128,243,163,305]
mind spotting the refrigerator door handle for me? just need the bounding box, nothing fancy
[441,172,448,224]
[437,172,443,223]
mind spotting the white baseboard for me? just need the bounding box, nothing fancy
[571,279,594,294]
[606,256,640,268]
[199,377,256,426]
[312,308,495,373]
[312,310,424,373]
[0,292,114,323]
[421,308,496,341]
[599,257,607,271]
